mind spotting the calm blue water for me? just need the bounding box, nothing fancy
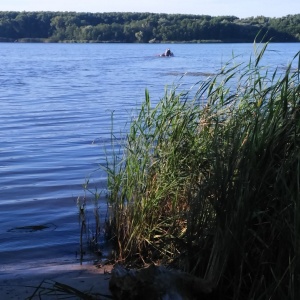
[0,42,299,274]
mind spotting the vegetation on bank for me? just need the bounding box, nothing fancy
[0,11,300,43]
[97,42,300,299]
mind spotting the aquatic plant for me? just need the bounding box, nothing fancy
[104,42,300,299]
[77,179,105,263]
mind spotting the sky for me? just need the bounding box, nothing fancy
[1,0,299,18]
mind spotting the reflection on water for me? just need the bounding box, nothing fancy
[166,71,216,77]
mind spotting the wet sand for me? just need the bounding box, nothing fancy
[0,263,113,299]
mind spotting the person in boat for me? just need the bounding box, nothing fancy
[161,48,174,57]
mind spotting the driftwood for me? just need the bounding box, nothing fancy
[109,264,213,300]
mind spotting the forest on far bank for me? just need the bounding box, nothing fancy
[0,11,299,43]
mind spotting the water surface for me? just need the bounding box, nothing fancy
[0,42,299,274]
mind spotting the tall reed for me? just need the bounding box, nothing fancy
[104,43,300,299]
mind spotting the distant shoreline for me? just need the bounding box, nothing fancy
[1,12,299,43]
[1,38,299,44]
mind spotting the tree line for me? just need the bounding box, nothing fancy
[0,11,299,43]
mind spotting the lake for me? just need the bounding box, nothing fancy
[0,42,299,275]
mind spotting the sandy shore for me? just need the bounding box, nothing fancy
[0,263,113,299]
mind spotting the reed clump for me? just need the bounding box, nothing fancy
[104,43,300,299]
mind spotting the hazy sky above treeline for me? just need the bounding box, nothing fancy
[2,0,300,18]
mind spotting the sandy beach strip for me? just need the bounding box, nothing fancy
[0,263,113,299]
